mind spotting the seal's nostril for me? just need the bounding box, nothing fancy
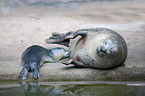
[100,48,106,53]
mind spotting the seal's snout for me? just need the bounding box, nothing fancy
[97,46,107,56]
[97,39,118,57]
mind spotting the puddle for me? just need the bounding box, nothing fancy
[0,81,145,96]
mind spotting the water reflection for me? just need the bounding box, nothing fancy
[20,82,67,96]
[1,81,144,96]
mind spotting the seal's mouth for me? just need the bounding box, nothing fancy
[97,46,107,56]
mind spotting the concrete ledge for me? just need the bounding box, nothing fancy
[0,62,145,82]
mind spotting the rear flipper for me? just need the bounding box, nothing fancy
[33,67,40,80]
[19,67,29,80]
[30,62,40,80]
[45,30,88,47]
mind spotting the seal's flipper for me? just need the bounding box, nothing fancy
[19,67,29,80]
[46,30,88,46]
[33,67,40,80]
[46,32,74,47]
[73,60,88,68]
[73,30,88,38]
[60,58,88,68]
[60,58,73,65]
[30,62,40,79]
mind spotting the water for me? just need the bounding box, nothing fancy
[0,81,145,96]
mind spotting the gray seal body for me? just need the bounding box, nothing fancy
[19,45,70,80]
[69,28,127,69]
[46,28,128,69]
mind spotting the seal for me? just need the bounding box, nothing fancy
[46,28,128,69]
[19,45,70,80]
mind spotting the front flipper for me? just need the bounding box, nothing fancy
[45,30,88,47]
[19,67,29,80]
[73,60,88,68]
[46,32,74,47]
[60,58,88,68]
[60,58,74,65]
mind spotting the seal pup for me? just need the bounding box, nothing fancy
[46,28,128,69]
[19,45,70,80]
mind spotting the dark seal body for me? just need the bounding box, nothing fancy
[19,45,70,79]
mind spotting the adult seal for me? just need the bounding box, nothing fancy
[46,28,128,69]
[19,45,70,80]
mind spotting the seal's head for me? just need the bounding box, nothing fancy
[97,39,118,57]
[51,47,70,61]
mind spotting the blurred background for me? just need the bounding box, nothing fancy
[0,0,145,15]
